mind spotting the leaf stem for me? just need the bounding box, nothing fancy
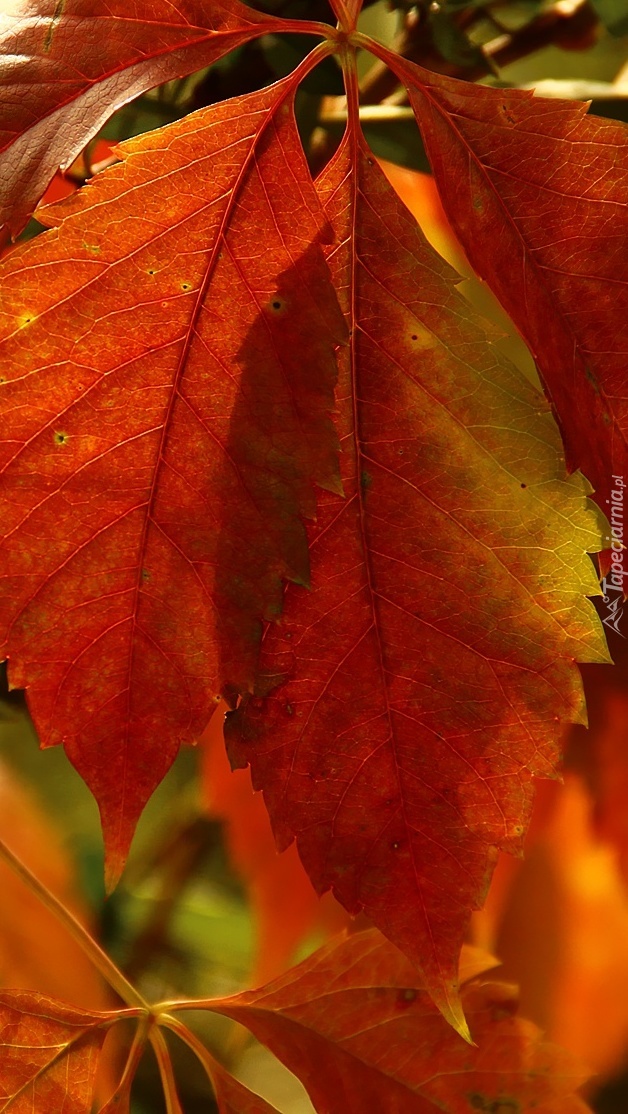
[0,835,149,1009]
[96,1014,151,1112]
[149,1026,185,1114]
[158,1013,224,1087]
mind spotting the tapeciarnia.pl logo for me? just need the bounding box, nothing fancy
[601,475,626,637]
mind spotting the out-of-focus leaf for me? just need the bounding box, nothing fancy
[202,704,348,985]
[590,0,628,37]
[0,760,110,1011]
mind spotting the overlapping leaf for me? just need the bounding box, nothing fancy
[227,132,609,1030]
[208,928,592,1113]
[0,69,345,885]
[375,49,628,510]
[0,0,296,237]
[0,991,118,1112]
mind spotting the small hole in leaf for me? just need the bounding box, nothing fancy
[54,431,68,445]
[181,282,191,291]
[391,841,400,850]
[147,269,155,276]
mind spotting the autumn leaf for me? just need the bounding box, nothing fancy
[202,928,592,1113]
[0,64,345,887]
[0,0,295,238]
[372,47,628,510]
[0,991,118,1113]
[226,126,609,1030]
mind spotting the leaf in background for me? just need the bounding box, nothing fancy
[0,991,119,1113]
[491,771,628,1081]
[209,1060,282,1114]
[209,928,592,1113]
[0,71,345,887]
[0,760,111,1011]
[201,703,349,985]
[385,56,628,510]
[0,0,291,238]
[590,0,628,37]
[226,132,608,1032]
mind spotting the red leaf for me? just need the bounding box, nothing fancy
[0,991,117,1112]
[226,131,608,1031]
[384,54,628,510]
[0,0,288,238]
[0,73,345,886]
[209,929,592,1113]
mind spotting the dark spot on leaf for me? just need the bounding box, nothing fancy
[141,569,150,582]
[361,470,372,490]
[147,269,155,276]
[270,297,285,313]
[181,282,191,291]
[54,431,68,445]
[469,1097,520,1114]
[411,334,418,341]
[397,988,416,1007]
[520,482,527,489]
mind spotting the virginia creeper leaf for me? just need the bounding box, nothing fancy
[0,991,118,1113]
[0,0,295,238]
[379,53,628,510]
[0,72,345,886]
[209,928,592,1113]
[226,133,609,1031]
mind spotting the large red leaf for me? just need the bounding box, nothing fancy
[226,131,609,1031]
[0,0,301,238]
[0,991,117,1112]
[371,48,628,510]
[207,929,591,1113]
[0,70,345,886]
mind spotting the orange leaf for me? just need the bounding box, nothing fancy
[0,759,110,1012]
[0,68,344,886]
